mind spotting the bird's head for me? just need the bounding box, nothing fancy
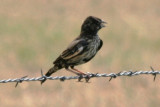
[81,16,107,34]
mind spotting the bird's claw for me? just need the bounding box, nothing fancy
[84,75,90,82]
[77,73,90,82]
[78,74,83,82]
[60,76,66,82]
[77,73,98,82]
[85,73,98,82]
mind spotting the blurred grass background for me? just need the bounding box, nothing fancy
[0,0,160,107]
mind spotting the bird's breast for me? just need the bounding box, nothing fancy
[87,37,100,56]
[66,36,101,66]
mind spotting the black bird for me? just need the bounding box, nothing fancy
[41,16,106,84]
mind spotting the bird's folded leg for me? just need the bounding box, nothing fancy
[65,68,81,75]
[65,68,84,82]
[71,67,86,75]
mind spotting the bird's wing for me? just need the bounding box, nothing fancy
[97,39,103,51]
[61,39,88,60]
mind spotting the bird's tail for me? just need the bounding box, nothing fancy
[41,65,62,84]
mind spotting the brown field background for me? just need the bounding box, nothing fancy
[0,0,160,107]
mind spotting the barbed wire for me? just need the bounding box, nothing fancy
[0,67,159,87]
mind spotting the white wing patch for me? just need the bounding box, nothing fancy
[62,46,84,59]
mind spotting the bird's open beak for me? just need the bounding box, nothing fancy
[101,20,107,28]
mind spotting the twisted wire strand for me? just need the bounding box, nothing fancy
[0,67,159,87]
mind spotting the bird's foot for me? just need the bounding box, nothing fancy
[77,72,98,82]
[84,72,98,82]
[77,74,84,82]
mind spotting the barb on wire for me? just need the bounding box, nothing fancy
[150,66,156,81]
[0,67,160,87]
[15,75,28,87]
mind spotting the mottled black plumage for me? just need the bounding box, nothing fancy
[41,16,106,84]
